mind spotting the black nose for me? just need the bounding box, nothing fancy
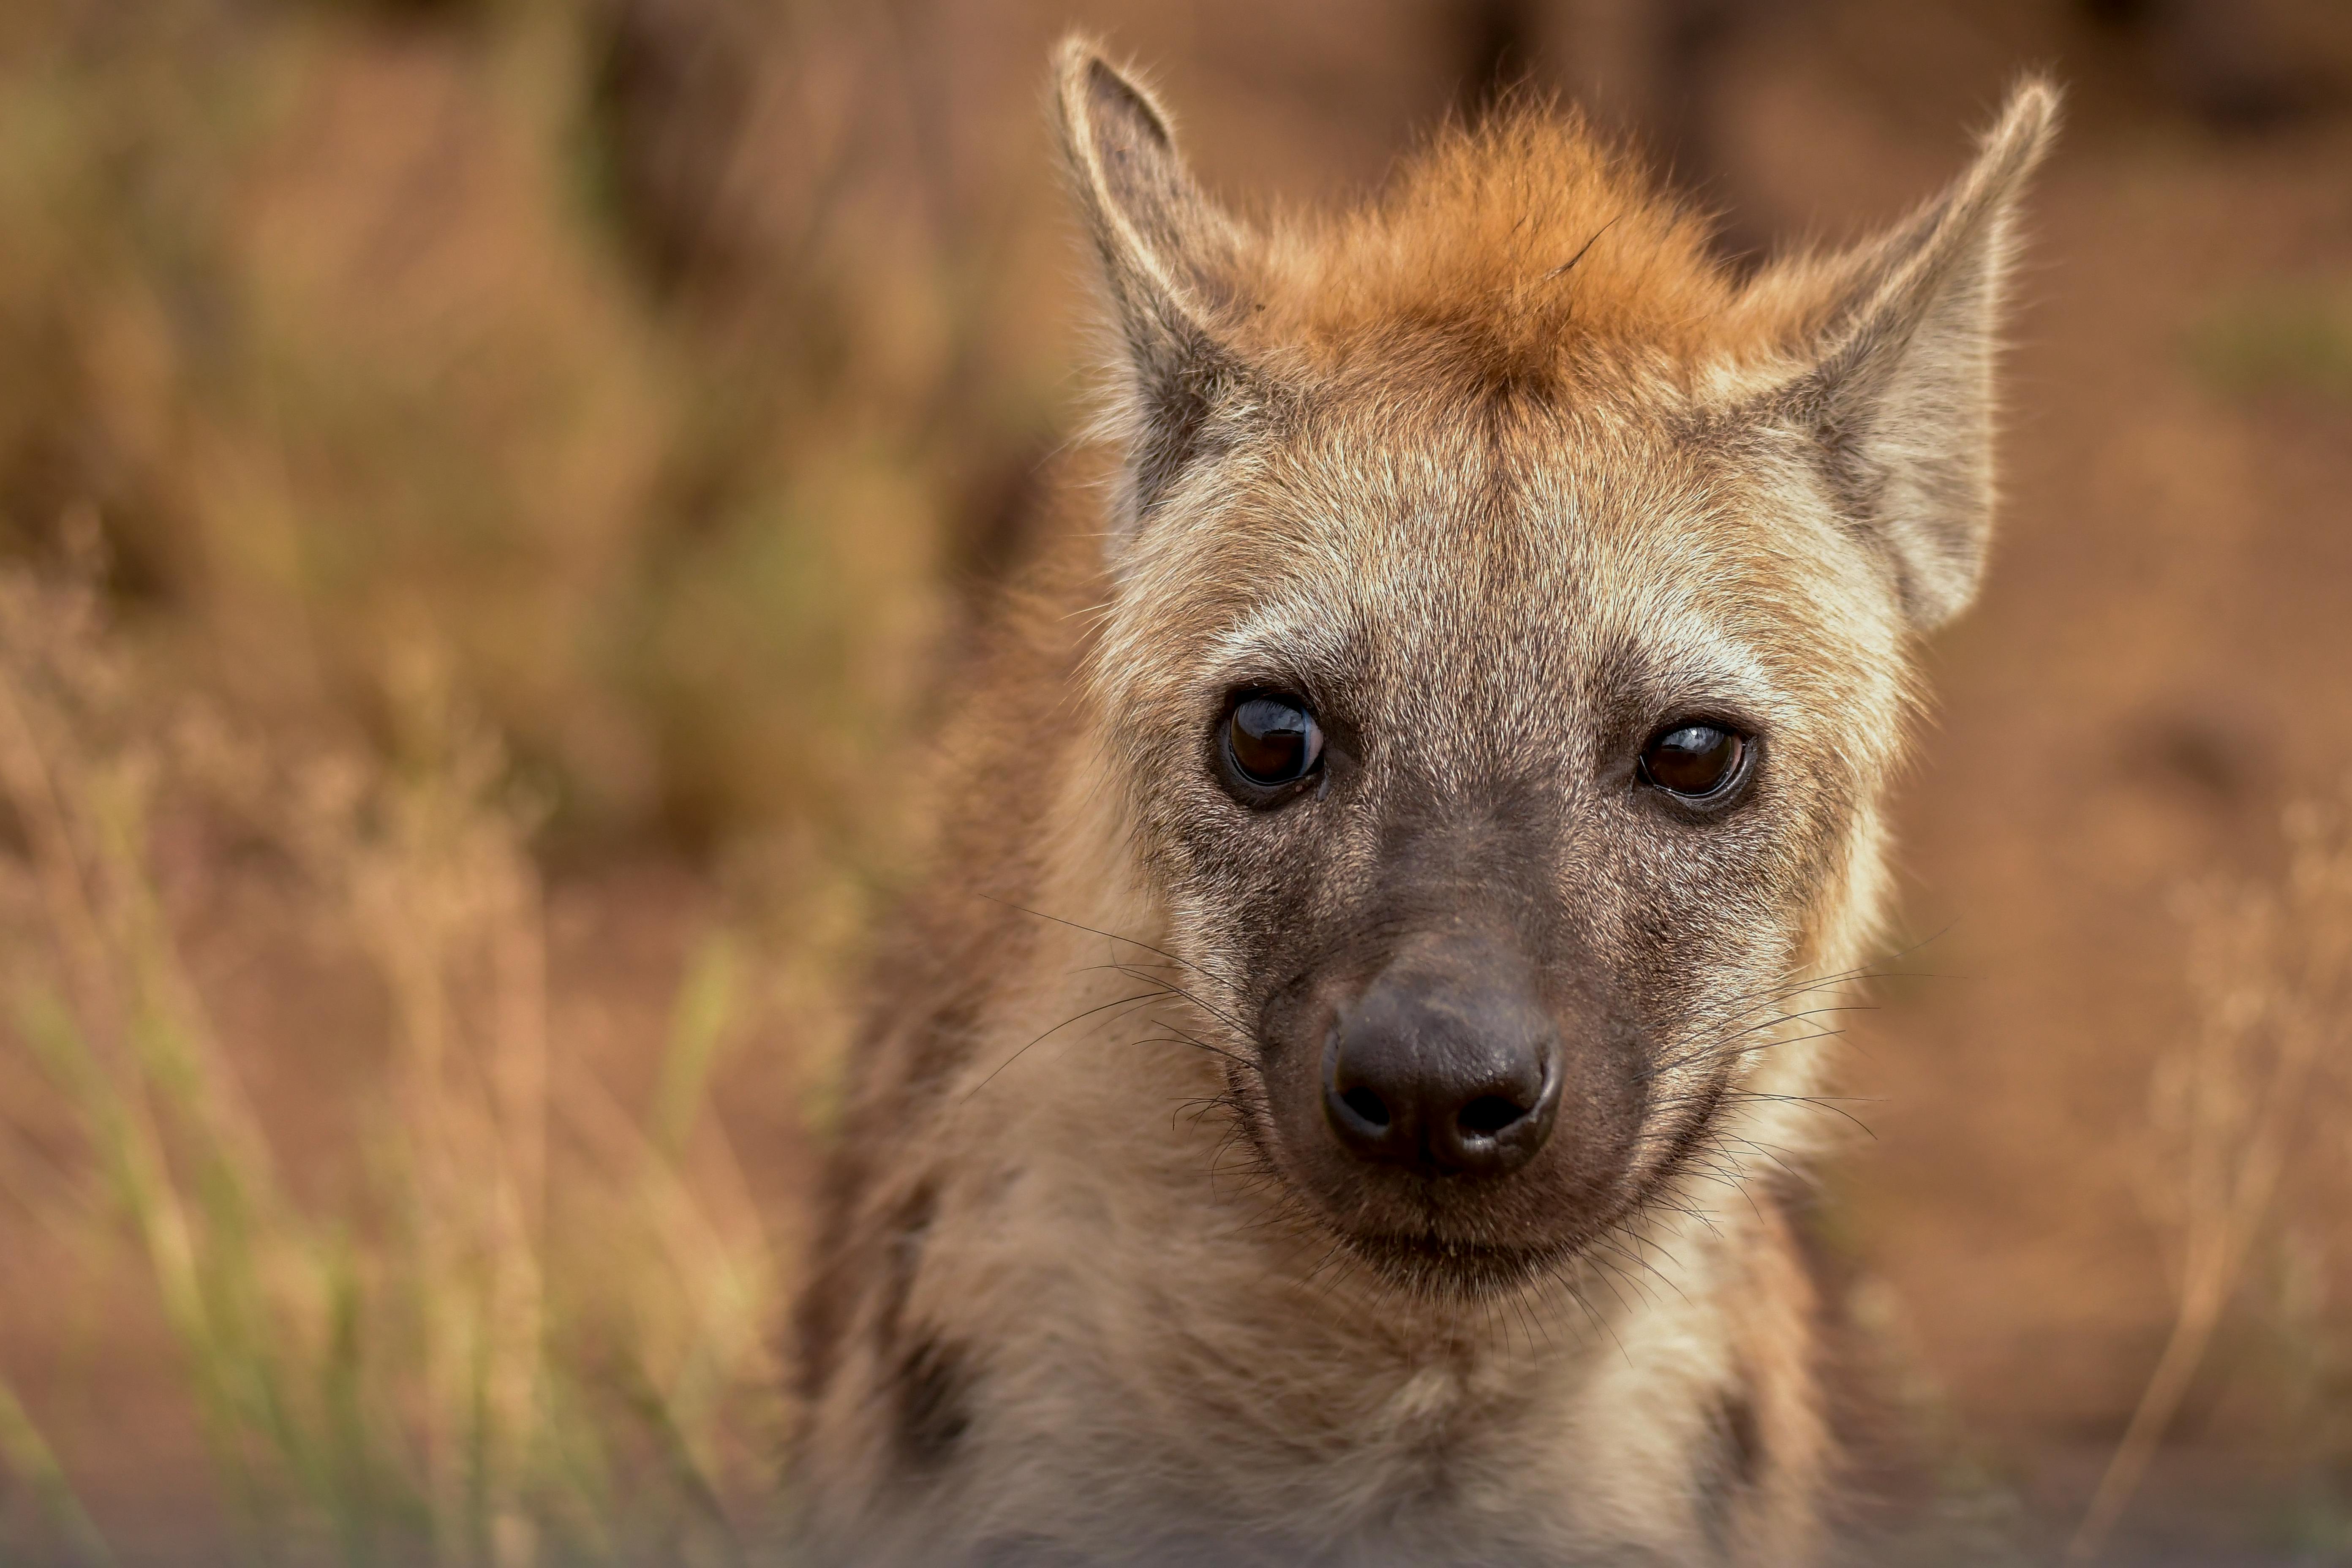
[1321,936,1561,1176]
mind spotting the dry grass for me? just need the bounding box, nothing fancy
[0,2,997,1555]
[0,561,794,1565]
[2071,800,2352,1560]
[0,0,991,852]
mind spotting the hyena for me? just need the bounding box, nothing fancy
[797,39,2056,1568]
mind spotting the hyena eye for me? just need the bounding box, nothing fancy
[1639,722,1751,802]
[1223,693,1324,792]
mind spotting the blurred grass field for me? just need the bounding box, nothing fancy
[0,564,793,1564]
[0,0,2350,1562]
[0,2,977,1556]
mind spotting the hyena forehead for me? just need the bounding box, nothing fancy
[1099,399,1905,752]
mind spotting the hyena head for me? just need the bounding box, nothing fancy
[1054,42,2055,1297]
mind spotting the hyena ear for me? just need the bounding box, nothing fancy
[1765,79,2061,629]
[1051,38,1261,538]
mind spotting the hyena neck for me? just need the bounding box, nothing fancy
[940,838,1817,1557]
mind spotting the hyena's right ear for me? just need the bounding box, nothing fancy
[1052,39,1261,540]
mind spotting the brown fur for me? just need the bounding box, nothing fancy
[795,41,2057,1567]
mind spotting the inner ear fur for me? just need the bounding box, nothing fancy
[1760,79,2061,630]
[1051,38,1262,536]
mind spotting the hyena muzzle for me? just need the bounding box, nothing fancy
[796,38,2056,1568]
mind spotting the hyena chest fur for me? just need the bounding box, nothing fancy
[796,34,2054,1568]
[800,927,1825,1567]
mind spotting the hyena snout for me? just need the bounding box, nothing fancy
[1321,931,1563,1177]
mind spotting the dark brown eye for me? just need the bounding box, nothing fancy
[1225,694,1323,789]
[1639,723,1749,801]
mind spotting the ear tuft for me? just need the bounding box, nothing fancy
[1078,52,1173,154]
[1050,38,1259,540]
[1982,76,2063,192]
[1774,77,2061,630]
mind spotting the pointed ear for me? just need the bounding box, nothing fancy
[1051,38,1261,535]
[1767,80,2061,629]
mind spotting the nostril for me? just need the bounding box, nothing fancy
[1456,1094,1529,1139]
[1320,956,1563,1173]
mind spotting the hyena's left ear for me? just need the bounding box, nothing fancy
[1051,38,1263,540]
[1764,79,2061,629]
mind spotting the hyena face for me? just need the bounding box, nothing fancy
[1059,51,2054,1296]
[1096,400,1904,1294]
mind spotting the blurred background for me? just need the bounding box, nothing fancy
[0,0,2348,1563]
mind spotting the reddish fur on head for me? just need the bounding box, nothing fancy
[1252,106,1740,387]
